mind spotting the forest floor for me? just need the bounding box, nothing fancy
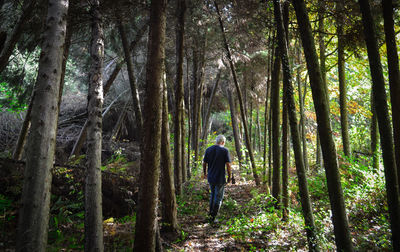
[0,157,391,251]
[163,166,312,252]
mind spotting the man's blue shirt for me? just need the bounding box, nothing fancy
[203,144,231,184]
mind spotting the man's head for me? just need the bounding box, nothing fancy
[215,135,226,145]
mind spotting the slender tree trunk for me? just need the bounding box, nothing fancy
[118,19,143,133]
[214,0,260,185]
[134,0,166,250]
[160,72,178,234]
[256,108,261,152]
[194,34,206,167]
[271,44,281,202]
[268,105,273,187]
[16,0,68,250]
[0,0,35,73]
[201,69,221,141]
[225,85,243,169]
[84,1,104,250]
[382,0,400,191]
[281,0,289,218]
[281,87,289,217]
[274,1,319,249]
[249,101,253,151]
[263,36,273,182]
[359,1,400,249]
[292,0,354,250]
[187,54,192,177]
[174,0,186,196]
[316,1,325,169]
[296,52,309,171]
[370,89,379,170]
[337,0,350,157]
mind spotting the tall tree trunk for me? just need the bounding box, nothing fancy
[118,19,143,134]
[193,34,206,168]
[133,0,166,250]
[359,0,400,249]
[370,89,379,170]
[214,0,260,185]
[160,72,178,234]
[256,108,261,152]
[186,54,192,177]
[268,106,273,187]
[201,69,221,141]
[292,0,354,250]
[0,0,35,73]
[382,0,400,191]
[174,0,186,196]
[296,49,309,171]
[337,0,350,157]
[263,36,273,182]
[16,0,68,250]
[281,0,289,219]
[273,1,319,249]
[271,44,281,202]
[316,0,325,169]
[225,85,243,170]
[85,0,104,250]
[281,87,289,216]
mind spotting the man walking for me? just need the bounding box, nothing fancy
[203,135,232,223]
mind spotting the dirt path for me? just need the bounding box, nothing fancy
[168,178,267,251]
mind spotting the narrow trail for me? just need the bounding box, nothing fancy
[162,165,309,252]
[175,179,257,251]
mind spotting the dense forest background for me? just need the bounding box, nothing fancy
[0,0,400,251]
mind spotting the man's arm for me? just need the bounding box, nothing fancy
[226,162,232,183]
[203,162,207,179]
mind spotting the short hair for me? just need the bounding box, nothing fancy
[215,135,226,144]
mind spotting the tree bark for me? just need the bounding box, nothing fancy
[214,0,260,185]
[84,0,104,250]
[370,89,379,170]
[133,0,166,250]
[316,0,325,169]
[0,0,35,73]
[296,47,309,171]
[193,34,206,168]
[118,19,143,134]
[292,0,354,250]
[160,71,179,234]
[337,0,350,157]
[16,0,69,250]
[281,0,289,219]
[271,44,281,201]
[359,0,400,249]
[274,1,319,250]
[263,35,274,182]
[225,84,243,170]
[382,0,400,192]
[173,0,186,196]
